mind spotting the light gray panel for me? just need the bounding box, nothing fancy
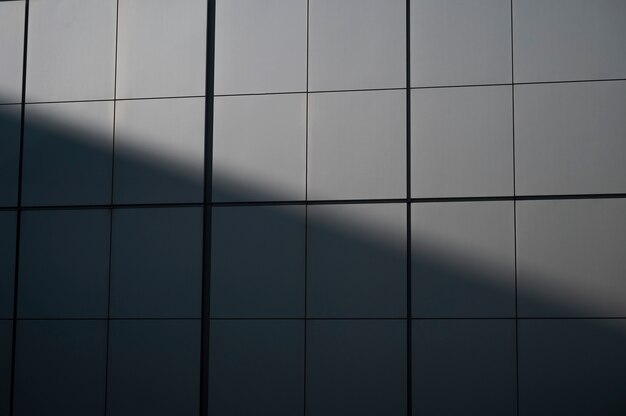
[22,101,114,206]
[214,0,307,95]
[0,1,24,104]
[308,0,405,91]
[213,94,306,202]
[110,207,202,318]
[411,86,513,198]
[209,320,304,416]
[116,0,207,99]
[518,319,626,415]
[411,0,512,87]
[517,199,626,317]
[211,206,305,318]
[0,104,21,207]
[513,0,626,83]
[413,320,517,416]
[26,0,117,102]
[106,320,200,416]
[306,320,406,416]
[13,320,107,416]
[113,97,204,204]
[0,321,11,416]
[307,203,406,318]
[412,201,516,318]
[515,81,626,195]
[0,212,16,319]
[18,209,110,319]
[308,90,406,200]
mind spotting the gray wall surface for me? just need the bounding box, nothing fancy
[1,0,626,415]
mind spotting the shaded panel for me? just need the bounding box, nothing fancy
[214,0,307,95]
[308,0,405,91]
[0,321,11,416]
[213,94,306,202]
[517,199,626,317]
[0,212,16,319]
[306,320,406,416]
[208,320,304,416]
[18,209,110,318]
[113,97,204,204]
[26,0,117,102]
[411,85,513,198]
[22,101,114,206]
[0,105,21,207]
[518,319,626,415]
[412,201,516,318]
[211,206,305,318]
[412,319,517,416]
[106,320,200,416]
[110,207,202,318]
[307,203,406,318]
[13,320,107,416]
[308,90,406,200]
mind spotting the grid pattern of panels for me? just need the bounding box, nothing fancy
[1,1,206,415]
[1,1,626,415]
[210,1,626,416]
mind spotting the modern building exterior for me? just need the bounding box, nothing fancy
[1,0,626,415]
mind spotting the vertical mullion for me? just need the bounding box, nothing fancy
[200,1,216,415]
[304,1,310,416]
[405,1,412,416]
[510,1,520,415]
[104,0,120,415]
[9,0,30,414]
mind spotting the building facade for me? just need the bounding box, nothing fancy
[1,0,626,415]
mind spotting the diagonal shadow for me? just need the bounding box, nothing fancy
[0,101,625,416]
